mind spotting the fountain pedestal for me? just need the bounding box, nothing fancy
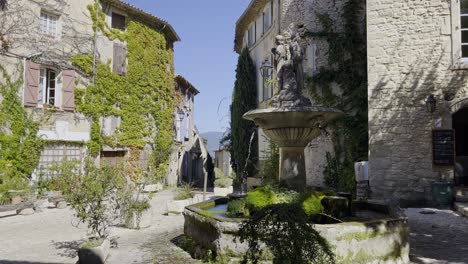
[280,147,307,190]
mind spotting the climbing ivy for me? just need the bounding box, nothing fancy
[0,64,44,202]
[73,2,176,182]
[305,0,367,192]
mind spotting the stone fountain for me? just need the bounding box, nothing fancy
[243,26,343,191]
[183,26,410,263]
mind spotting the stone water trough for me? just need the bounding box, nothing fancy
[183,198,410,264]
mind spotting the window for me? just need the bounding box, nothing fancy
[39,68,57,107]
[263,3,272,33]
[111,12,126,30]
[40,11,59,37]
[100,151,126,167]
[248,24,256,47]
[461,0,468,58]
[36,144,84,178]
[113,43,127,75]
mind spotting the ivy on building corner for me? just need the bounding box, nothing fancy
[0,64,44,202]
[305,0,367,192]
[72,2,176,182]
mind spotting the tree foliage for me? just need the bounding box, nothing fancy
[230,48,258,182]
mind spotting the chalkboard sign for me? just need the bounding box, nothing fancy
[432,130,455,166]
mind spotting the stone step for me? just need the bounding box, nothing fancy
[455,194,468,202]
[454,187,468,196]
[454,202,468,217]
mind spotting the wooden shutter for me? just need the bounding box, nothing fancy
[113,43,127,75]
[62,70,75,111]
[24,60,39,107]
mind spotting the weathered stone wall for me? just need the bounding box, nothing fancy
[368,0,468,205]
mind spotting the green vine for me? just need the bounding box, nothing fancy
[305,0,367,193]
[73,2,176,181]
[0,64,44,202]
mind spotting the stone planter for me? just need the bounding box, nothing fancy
[184,199,410,264]
[166,195,205,215]
[78,238,110,264]
[125,209,153,229]
[213,186,233,197]
[33,198,49,213]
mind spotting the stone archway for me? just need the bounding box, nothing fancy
[453,106,468,186]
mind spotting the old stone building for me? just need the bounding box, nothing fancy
[165,75,211,187]
[0,0,185,182]
[368,0,468,205]
[234,0,365,187]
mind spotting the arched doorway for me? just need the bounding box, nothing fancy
[453,108,468,186]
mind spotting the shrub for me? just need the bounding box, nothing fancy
[246,186,277,211]
[53,159,126,238]
[175,184,194,201]
[227,198,249,217]
[213,168,233,188]
[214,177,233,188]
[303,193,325,216]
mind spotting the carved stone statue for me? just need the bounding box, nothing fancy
[270,24,310,108]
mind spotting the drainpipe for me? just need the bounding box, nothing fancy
[278,0,282,35]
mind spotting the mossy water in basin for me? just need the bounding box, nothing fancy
[204,203,228,217]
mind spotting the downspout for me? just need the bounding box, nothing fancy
[278,0,282,35]
[92,2,98,85]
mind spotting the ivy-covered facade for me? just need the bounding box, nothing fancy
[0,0,186,198]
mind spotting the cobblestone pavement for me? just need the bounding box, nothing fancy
[0,189,201,264]
[407,208,468,264]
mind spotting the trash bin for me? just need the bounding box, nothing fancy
[431,182,453,208]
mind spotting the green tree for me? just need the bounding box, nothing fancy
[231,48,258,187]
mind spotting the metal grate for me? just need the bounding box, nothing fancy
[37,144,84,177]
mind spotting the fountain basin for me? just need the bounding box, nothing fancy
[183,198,410,263]
[243,106,343,190]
[243,106,343,147]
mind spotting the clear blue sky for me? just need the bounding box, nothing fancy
[126,0,252,133]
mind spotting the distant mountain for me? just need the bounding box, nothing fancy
[200,131,224,157]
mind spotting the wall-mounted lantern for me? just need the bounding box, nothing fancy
[426,94,437,113]
[178,110,185,121]
[260,59,273,79]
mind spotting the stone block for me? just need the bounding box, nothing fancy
[166,199,190,215]
[11,196,23,205]
[143,183,163,193]
[214,187,233,197]
[17,208,34,215]
[56,201,67,209]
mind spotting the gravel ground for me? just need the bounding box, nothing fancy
[406,208,468,264]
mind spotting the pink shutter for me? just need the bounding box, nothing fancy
[62,70,76,111]
[24,61,39,107]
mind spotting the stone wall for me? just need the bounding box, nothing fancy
[368,0,468,205]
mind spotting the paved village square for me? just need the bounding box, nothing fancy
[1,0,468,263]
